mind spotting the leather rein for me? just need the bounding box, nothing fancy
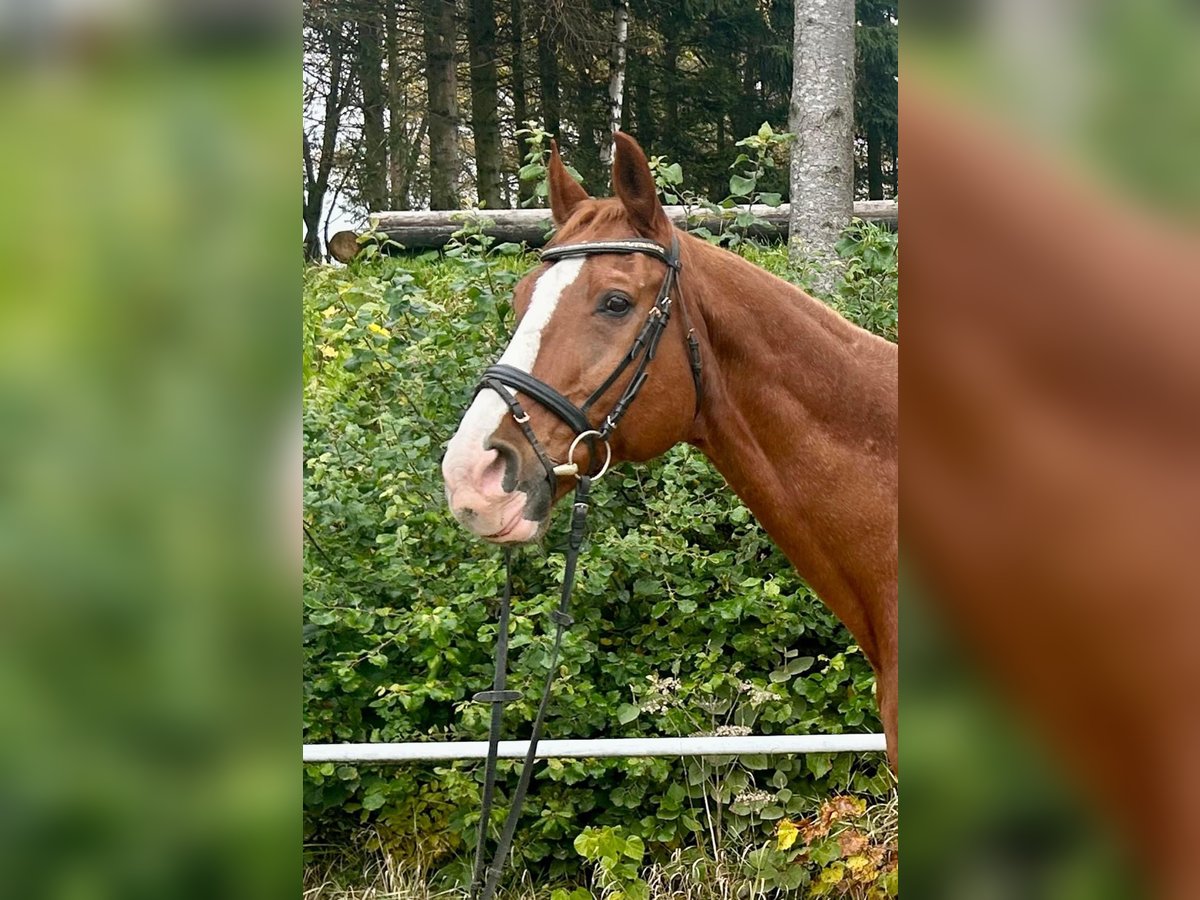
[466,235,702,900]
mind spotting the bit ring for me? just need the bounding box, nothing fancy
[567,430,612,480]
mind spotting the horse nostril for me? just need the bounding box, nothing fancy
[488,440,521,493]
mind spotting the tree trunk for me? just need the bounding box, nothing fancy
[323,170,349,259]
[537,16,560,138]
[787,0,855,294]
[399,116,429,209]
[356,5,388,212]
[731,52,758,142]
[422,0,461,209]
[386,0,407,209]
[467,0,504,208]
[303,19,347,261]
[867,121,884,201]
[601,0,629,169]
[630,50,653,146]
[663,36,680,159]
[575,64,600,190]
[510,0,534,204]
[303,135,323,261]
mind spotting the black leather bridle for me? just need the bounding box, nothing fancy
[475,235,703,488]
[466,234,703,900]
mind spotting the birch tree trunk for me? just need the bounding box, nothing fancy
[601,0,629,169]
[787,0,855,295]
[422,0,461,209]
[467,0,504,208]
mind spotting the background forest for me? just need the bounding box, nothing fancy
[302,0,897,259]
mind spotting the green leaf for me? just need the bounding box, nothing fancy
[807,752,833,779]
[616,703,641,725]
[758,192,782,207]
[729,174,757,197]
[360,791,386,811]
[573,831,595,857]
[785,656,815,675]
[633,577,659,597]
[623,835,645,860]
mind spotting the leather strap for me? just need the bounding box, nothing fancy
[477,376,562,485]
[481,364,593,436]
[470,477,592,900]
[540,239,678,268]
[469,548,515,893]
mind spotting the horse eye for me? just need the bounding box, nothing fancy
[600,293,632,316]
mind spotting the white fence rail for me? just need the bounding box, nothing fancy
[303,734,886,763]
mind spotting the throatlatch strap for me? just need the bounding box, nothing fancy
[470,477,591,900]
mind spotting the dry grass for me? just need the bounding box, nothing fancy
[303,789,899,900]
[302,845,542,900]
[643,845,769,900]
[304,846,786,900]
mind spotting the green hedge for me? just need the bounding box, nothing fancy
[302,226,897,890]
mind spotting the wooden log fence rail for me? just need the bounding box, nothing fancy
[330,200,897,259]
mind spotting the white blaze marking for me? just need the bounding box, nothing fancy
[444,257,586,471]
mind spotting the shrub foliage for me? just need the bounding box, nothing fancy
[303,224,897,894]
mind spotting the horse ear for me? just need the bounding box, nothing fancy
[548,140,589,225]
[611,132,671,241]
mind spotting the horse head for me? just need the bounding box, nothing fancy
[442,133,705,543]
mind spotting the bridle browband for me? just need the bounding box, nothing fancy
[466,234,704,900]
[475,234,703,485]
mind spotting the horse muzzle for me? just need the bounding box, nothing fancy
[442,438,551,545]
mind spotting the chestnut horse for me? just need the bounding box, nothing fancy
[442,133,898,767]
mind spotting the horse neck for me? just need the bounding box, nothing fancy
[679,235,898,631]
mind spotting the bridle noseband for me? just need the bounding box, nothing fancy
[466,234,704,900]
[475,234,703,486]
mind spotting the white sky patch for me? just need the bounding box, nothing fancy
[444,257,587,464]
